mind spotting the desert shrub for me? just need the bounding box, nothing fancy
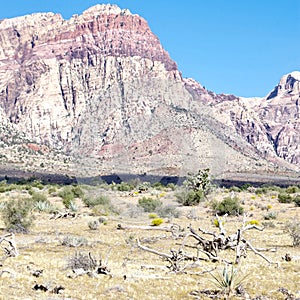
[264,211,277,220]
[31,191,47,203]
[151,182,165,190]
[71,185,84,198]
[1,198,34,233]
[122,204,144,218]
[83,195,111,208]
[284,218,300,247]
[136,182,151,192]
[88,220,99,230]
[278,193,293,203]
[29,180,44,190]
[58,186,75,203]
[166,183,176,190]
[0,182,18,193]
[228,186,241,193]
[246,219,260,226]
[293,195,300,207]
[155,205,180,218]
[48,186,57,194]
[66,252,97,271]
[148,213,158,219]
[255,185,282,195]
[61,235,88,247]
[138,197,162,212]
[175,188,205,206]
[151,218,163,226]
[114,182,134,191]
[213,196,244,216]
[240,183,253,191]
[285,186,299,194]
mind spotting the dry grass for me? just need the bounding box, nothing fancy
[0,185,299,299]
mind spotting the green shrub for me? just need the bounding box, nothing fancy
[31,191,47,203]
[255,185,282,195]
[228,186,241,193]
[71,185,84,198]
[285,186,299,194]
[138,197,162,212]
[293,195,300,207]
[58,186,75,203]
[213,196,244,216]
[166,183,176,191]
[63,198,75,209]
[29,180,44,190]
[83,195,111,208]
[115,182,134,191]
[1,198,34,233]
[151,182,165,190]
[151,218,163,226]
[278,193,293,203]
[175,189,204,206]
[240,183,253,191]
[148,213,158,219]
[48,186,57,194]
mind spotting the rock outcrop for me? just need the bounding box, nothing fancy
[0,4,299,179]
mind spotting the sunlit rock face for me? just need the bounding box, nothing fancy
[0,5,299,177]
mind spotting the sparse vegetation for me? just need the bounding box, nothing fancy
[278,193,293,203]
[0,180,298,299]
[176,169,212,206]
[212,196,244,216]
[210,264,247,297]
[151,218,163,226]
[1,198,34,233]
[83,195,111,208]
[293,195,300,207]
[264,211,277,220]
[284,218,300,247]
[61,235,88,247]
[137,197,162,212]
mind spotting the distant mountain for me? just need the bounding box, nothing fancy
[0,4,299,181]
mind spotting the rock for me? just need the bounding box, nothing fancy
[0,4,299,179]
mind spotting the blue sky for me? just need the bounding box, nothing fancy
[0,0,299,97]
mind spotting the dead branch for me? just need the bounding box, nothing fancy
[50,210,78,220]
[137,239,196,273]
[117,223,174,232]
[0,233,19,257]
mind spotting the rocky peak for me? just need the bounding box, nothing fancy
[80,4,134,17]
[266,71,300,100]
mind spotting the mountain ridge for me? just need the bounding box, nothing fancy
[0,4,299,181]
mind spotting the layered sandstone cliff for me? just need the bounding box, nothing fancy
[0,4,299,179]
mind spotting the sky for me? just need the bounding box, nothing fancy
[0,0,299,97]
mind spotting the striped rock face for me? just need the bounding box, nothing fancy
[0,5,299,179]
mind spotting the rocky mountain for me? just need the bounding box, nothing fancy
[0,4,299,181]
